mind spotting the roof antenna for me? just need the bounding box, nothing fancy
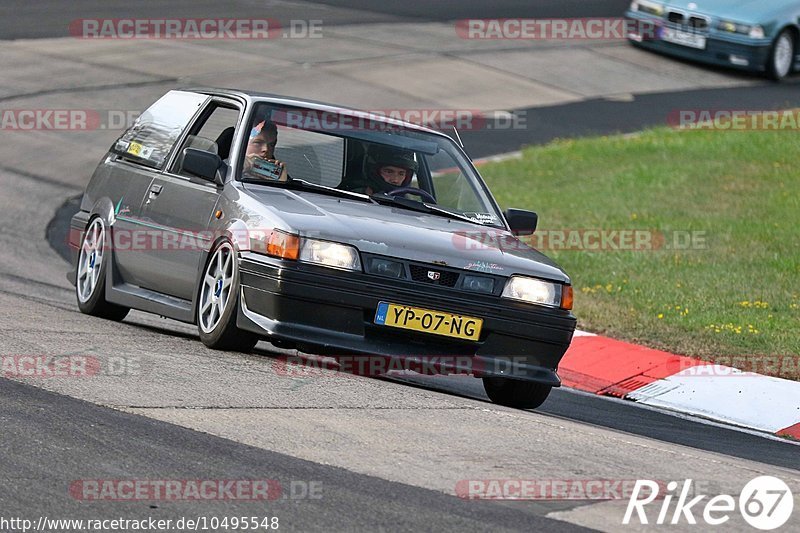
[452,126,464,149]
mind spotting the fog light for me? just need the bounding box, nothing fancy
[462,274,494,294]
[369,258,404,278]
[729,55,750,66]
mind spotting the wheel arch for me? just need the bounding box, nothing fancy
[84,197,117,228]
[79,199,119,295]
[189,218,251,324]
[769,24,799,77]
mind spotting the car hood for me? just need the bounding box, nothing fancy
[242,186,570,283]
[662,0,790,21]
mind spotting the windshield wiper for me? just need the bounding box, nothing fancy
[426,204,495,226]
[369,193,486,225]
[241,177,377,203]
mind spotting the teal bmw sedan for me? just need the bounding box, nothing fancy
[626,0,800,80]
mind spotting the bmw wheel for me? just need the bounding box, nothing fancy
[197,240,259,352]
[76,217,129,320]
[482,377,552,409]
[767,30,795,81]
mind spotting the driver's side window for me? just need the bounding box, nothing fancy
[171,104,240,178]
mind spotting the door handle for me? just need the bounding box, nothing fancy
[146,183,163,205]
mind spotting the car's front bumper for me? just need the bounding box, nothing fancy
[237,253,576,386]
[625,11,772,73]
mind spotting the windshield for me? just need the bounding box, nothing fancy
[238,103,504,227]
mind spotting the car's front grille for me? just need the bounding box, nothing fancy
[666,11,710,33]
[667,11,684,25]
[688,16,708,31]
[361,253,501,295]
[409,265,459,287]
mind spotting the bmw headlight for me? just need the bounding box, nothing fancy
[502,276,573,310]
[718,21,765,39]
[299,238,361,271]
[630,0,664,16]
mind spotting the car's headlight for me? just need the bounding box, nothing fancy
[250,229,361,271]
[299,239,361,271]
[718,21,764,38]
[630,0,664,16]
[501,276,573,310]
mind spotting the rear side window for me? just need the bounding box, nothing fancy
[112,90,208,169]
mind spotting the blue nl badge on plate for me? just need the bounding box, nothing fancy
[374,301,389,324]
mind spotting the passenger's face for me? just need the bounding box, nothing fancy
[247,129,277,159]
[379,165,408,186]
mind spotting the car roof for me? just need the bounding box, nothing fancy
[184,87,452,139]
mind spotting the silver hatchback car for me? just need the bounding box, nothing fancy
[68,88,577,409]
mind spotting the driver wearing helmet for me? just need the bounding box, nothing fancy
[341,145,419,195]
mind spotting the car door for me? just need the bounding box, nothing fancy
[135,99,243,300]
[106,90,209,288]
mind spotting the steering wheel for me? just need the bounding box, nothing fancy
[387,186,436,204]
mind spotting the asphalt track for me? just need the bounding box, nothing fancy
[3,1,800,531]
[0,378,590,531]
[33,186,800,476]
[459,81,800,160]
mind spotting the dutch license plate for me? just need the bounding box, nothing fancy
[661,27,707,49]
[374,301,483,341]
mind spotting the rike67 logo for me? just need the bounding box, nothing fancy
[624,476,794,530]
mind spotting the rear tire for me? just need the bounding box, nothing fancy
[482,377,552,409]
[76,217,129,321]
[197,240,259,352]
[767,29,795,81]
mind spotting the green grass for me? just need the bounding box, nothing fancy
[480,127,800,379]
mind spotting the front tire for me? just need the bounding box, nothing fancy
[197,241,259,352]
[483,377,552,409]
[76,217,129,321]
[767,29,795,81]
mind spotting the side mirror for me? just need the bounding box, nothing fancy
[182,148,224,186]
[504,208,538,235]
